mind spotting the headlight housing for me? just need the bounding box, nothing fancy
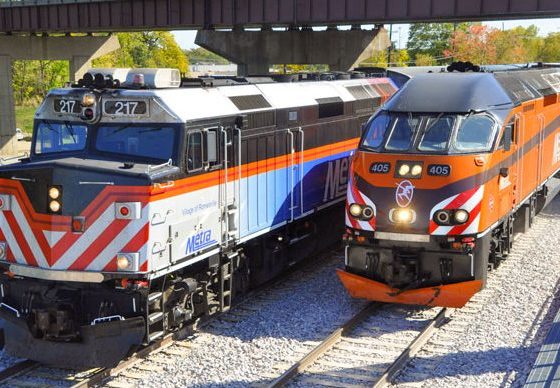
[348,203,375,221]
[433,209,470,226]
[389,208,417,224]
[395,161,423,179]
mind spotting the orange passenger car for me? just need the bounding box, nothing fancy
[338,66,560,307]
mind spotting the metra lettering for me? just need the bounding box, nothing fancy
[324,158,349,202]
[186,230,216,254]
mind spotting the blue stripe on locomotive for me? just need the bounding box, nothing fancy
[240,149,353,238]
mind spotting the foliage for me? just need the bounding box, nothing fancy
[446,25,499,64]
[15,106,36,134]
[186,48,229,65]
[407,23,455,61]
[93,32,189,73]
[415,53,437,66]
[540,32,560,62]
[12,60,68,106]
[271,64,329,73]
[360,49,409,68]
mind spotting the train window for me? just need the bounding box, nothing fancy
[35,122,87,154]
[454,115,497,153]
[96,125,177,161]
[385,114,421,151]
[418,115,455,152]
[362,112,391,149]
[205,129,218,164]
[187,131,203,172]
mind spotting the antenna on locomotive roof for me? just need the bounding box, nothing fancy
[447,61,482,73]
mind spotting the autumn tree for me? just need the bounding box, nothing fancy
[494,25,542,63]
[446,25,500,65]
[414,53,437,66]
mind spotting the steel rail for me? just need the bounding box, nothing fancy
[373,308,449,387]
[267,302,382,388]
[0,359,40,385]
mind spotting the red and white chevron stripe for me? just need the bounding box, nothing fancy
[429,186,484,236]
[0,184,150,272]
[345,175,377,231]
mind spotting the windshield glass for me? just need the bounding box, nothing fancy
[418,115,455,152]
[360,112,497,154]
[385,114,422,151]
[362,112,391,149]
[95,125,177,161]
[35,121,87,154]
[454,115,497,152]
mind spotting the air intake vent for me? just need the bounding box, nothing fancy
[317,97,344,118]
[346,85,371,100]
[229,94,271,111]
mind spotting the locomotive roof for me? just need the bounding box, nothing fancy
[40,77,396,124]
[384,67,560,115]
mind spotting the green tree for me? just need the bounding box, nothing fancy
[415,53,436,66]
[186,48,229,65]
[93,32,189,73]
[407,23,454,61]
[494,26,543,63]
[540,32,560,62]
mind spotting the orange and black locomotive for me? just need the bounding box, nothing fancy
[338,65,560,307]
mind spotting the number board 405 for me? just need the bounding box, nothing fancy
[103,100,148,116]
[428,164,451,177]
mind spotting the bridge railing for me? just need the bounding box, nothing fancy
[0,0,112,7]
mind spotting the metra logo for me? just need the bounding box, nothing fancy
[186,230,217,254]
[324,157,349,202]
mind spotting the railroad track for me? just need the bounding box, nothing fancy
[267,304,449,388]
[0,250,342,387]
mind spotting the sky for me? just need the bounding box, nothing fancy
[173,18,560,50]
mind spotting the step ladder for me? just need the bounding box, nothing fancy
[219,260,233,313]
[146,291,165,343]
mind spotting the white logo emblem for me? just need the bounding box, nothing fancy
[396,180,415,208]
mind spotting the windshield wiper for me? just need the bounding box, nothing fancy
[107,124,134,136]
[42,121,59,135]
[424,112,445,133]
[63,122,77,144]
[139,127,165,134]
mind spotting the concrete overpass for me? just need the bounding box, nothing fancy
[0,0,559,32]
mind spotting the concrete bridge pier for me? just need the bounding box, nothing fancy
[195,27,390,76]
[0,35,119,156]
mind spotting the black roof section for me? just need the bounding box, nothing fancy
[384,67,560,114]
[384,73,513,114]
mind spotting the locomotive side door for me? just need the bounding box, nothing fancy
[220,125,241,247]
[498,118,518,216]
[287,127,304,220]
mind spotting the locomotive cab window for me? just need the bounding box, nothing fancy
[385,114,421,151]
[454,115,497,153]
[418,115,455,152]
[187,131,203,172]
[362,112,391,149]
[35,121,88,154]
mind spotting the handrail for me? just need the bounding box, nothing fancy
[287,129,295,222]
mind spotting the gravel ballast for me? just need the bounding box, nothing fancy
[394,194,560,388]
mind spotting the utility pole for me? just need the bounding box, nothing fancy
[387,24,393,67]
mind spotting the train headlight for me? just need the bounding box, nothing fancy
[116,253,140,272]
[454,210,470,224]
[362,206,375,220]
[398,164,410,176]
[82,93,96,107]
[349,204,363,218]
[0,242,6,260]
[395,208,413,223]
[390,208,416,224]
[434,210,451,225]
[49,200,61,213]
[117,255,130,270]
[48,187,61,200]
[411,165,423,176]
